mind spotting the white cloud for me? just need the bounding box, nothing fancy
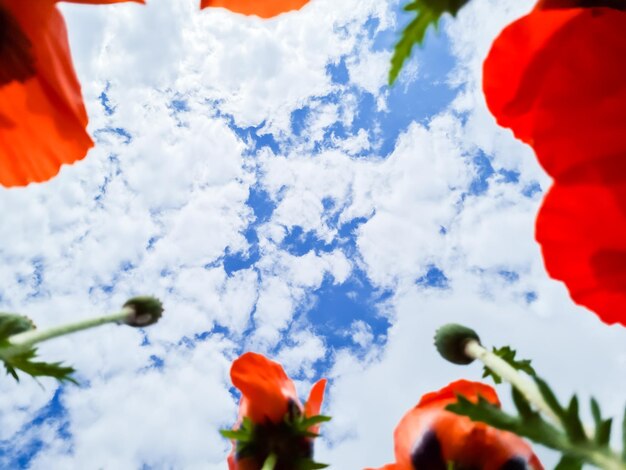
[1,0,624,468]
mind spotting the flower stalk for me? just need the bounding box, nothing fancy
[0,296,163,383]
[0,309,131,361]
[261,453,278,470]
[462,339,561,426]
[435,324,626,470]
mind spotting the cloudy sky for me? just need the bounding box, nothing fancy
[1,0,626,468]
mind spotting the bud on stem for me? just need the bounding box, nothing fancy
[0,297,163,362]
[434,323,561,425]
[462,338,561,426]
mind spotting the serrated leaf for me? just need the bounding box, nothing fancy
[3,347,76,384]
[483,346,536,384]
[534,376,566,421]
[298,415,332,430]
[447,393,566,450]
[220,429,252,442]
[596,418,612,446]
[297,461,329,470]
[554,455,584,470]
[389,0,472,84]
[447,395,520,432]
[511,388,534,420]
[0,314,35,340]
[591,398,602,427]
[563,396,587,443]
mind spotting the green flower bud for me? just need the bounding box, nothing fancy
[122,297,163,328]
[434,323,481,365]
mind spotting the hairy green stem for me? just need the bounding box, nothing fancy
[464,339,561,425]
[0,308,132,360]
[464,340,625,470]
[261,453,277,470]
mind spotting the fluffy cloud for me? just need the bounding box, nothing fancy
[2,0,625,468]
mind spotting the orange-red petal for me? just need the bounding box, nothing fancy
[230,352,299,424]
[304,378,327,434]
[371,381,542,470]
[0,1,92,187]
[200,0,310,18]
[61,0,144,4]
[304,378,327,418]
[416,379,499,409]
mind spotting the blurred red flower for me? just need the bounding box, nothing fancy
[227,352,327,470]
[366,380,543,470]
[200,0,309,18]
[483,2,626,326]
[0,0,143,188]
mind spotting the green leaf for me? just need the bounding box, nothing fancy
[3,347,76,384]
[298,415,332,430]
[447,395,521,433]
[563,396,587,443]
[554,455,584,470]
[511,388,535,421]
[446,393,567,450]
[220,429,252,442]
[534,376,567,421]
[596,419,613,447]
[296,461,329,470]
[261,453,278,470]
[389,0,472,84]
[483,346,536,384]
[0,313,35,340]
[589,397,612,447]
[591,398,602,427]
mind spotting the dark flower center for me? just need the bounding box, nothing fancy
[411,431,447,470]
[0,6,36,86]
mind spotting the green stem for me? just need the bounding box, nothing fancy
[464,340,625,470]
[464,339,562,426]
[0,308,132,360]
[261,453,277,470]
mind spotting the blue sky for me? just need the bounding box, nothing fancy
[1,0,626,468]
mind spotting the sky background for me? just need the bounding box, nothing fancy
[1,0,626,468]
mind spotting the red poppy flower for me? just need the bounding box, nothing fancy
[0,0,143,188]
[227,352,327,470]
[367,380,543,470]
[483,3,626,326]
[200,0,310,18]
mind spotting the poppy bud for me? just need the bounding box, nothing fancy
[122,296,163,327]
[434,323,480,365]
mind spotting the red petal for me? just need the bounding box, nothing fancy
[417,379,499,408]
[230,352,299,424]
[304,378,327,433]
[483,8,626,180]
[537,181,626,326]
[62,1,144,3]
[0,2,92,187]
[384,381,542,470]
[200,0,310,18]
[304,378,326,417]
